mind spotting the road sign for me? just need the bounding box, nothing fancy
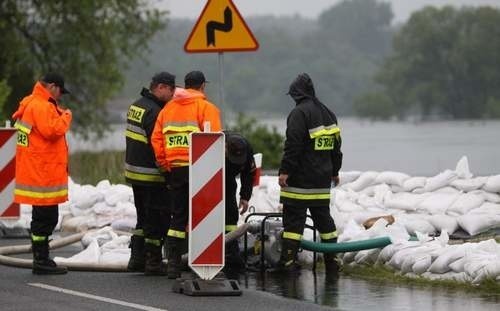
[184,0,259,53]
[0,126,20,219]
[189,132,225,280]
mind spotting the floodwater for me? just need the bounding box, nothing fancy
[68,118,500,176]
[241,270,500,310]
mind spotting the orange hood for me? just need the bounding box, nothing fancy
[12,82,52,120]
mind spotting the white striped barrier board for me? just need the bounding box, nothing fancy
[189,132,225,280]
[0,126,20,219]
[252,153,262,187]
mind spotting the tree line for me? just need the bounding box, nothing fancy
[1,1,499,137]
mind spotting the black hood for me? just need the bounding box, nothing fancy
[288,73,318,105]
[140,87,166,108]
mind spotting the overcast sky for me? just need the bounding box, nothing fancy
[158,0,500,22]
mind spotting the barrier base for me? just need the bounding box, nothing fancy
[172,278,242,296]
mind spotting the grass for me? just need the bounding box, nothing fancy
[70,151,125,185]
[342,264,500,295]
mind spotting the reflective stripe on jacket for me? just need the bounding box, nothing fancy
[125,88,166,186]
[151,89,221,171]
[11,82,72,205]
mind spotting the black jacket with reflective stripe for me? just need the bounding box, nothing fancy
[125,88,166,186]
[225,133,256,205]
[279,97,342,206]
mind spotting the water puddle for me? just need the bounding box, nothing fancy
[239,270,500,310]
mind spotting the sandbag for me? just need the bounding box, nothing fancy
[447,192,485,215]
[416,192,459,215]
[403,177,427,192]
[483,175,500,193]
[344,171,378,192]
[450,177,487,192]
[455,156,473,179]
[469,202,500,215]
[423,170,458,192]
[426,215,459,234]
[374,171,410,187]
[457,214,498,236]
[384,192,428,211]
[339,171,362,186]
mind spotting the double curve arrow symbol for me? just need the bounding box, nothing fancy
[206,7,233,46]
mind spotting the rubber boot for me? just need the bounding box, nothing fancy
[223,240,246,279]
[273,239,301,273]
[322,238,340,275]
[144,239,167,276]
[166,237,182,279]
[127,234,145,272]
[32,238,67,275]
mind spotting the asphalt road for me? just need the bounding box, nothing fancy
[0,237,333,311]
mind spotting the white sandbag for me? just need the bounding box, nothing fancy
[105,184,133,206]
[425,215,459,234]
[483,175,500,193]
[55,239,100,264]
[480,190,500,203]
[337,200,364,213]
[373,184,391,203]
[339,171,362,186]
[421,271,471,283]
[450,177,487,192]
[344,171,378,192]
[434,186,461,194]
[96,179,112,193]
[455,156,473,179]
[423,170,458,192]
[468,202,500,215]
[395,215,435,235]
[337,219,365,243]
[449,257,465,273]
[403,177,427,192]
[374,171,410,187]
[354,248,380,265]
[342,251,356,264]
[457,214,498,236]
[428,245,466,274]
[416,192,459,215]
[412,254,432,274]
[384,192,428,211]
[111,217,136,232]
[81,226,119,247]
[377,244,396,264]
[388,243,423,270]
[357,194,382,210]
[447,192,485,215]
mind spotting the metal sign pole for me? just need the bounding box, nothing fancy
[218,52,225,124]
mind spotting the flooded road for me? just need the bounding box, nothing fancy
[241,270,500,310]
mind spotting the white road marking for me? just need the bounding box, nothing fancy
[28,283,168,311]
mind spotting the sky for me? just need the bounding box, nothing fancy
[158,0,500,22]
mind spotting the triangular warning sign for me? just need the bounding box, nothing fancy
[184,0,259,53]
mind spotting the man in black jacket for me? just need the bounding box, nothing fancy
[125,72,175,275]
[277,73,342,274]
[224,132,256,276]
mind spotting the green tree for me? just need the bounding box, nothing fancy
[0,0,165,134]
[361,6,500,119]
[228,114,284,169]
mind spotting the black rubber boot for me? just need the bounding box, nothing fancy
[166,237,182,279]
[273,239,301,273]
[32,239,67,275]
[144,240,167,276]
[223,240,246,279]
[127,235,145,272]
[322,238,340,275]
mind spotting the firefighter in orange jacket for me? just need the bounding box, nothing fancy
[11,73,72,275]
[151,70,222,279]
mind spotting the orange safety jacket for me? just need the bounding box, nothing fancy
[151,88,221,172]
[11,82,72,206]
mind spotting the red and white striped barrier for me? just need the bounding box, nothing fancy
[0,123,20,219]
[189,132,225,280]
[252,153,262,187]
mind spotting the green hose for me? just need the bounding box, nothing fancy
[300,236,392,253]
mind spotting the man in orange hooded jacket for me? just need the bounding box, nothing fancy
[12,73,72,275]
[151,70,221,278]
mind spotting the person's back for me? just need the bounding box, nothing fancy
[151,70,221,279]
